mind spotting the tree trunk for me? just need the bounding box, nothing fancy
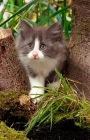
[67,0,90,98]
[0,28,29,92]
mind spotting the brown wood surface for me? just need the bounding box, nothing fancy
[0,28,29,92]
[67,0,90,98]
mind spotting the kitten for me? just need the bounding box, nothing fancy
[16,20,68,104]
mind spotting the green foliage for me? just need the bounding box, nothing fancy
[0,121,29,140]
[24,69,90,136]
[0,0,72,40]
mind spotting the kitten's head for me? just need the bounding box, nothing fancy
[16,20,66,63]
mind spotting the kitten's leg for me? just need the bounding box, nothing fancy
[29,75,44,104]
[47,81,59,88]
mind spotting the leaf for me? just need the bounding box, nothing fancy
[0,0,38,27]
[38,5,71,25]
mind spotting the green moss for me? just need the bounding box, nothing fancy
[0,91,33,123]
[0,121,29,140]
[0,91,28,110]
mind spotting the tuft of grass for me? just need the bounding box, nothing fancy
[25,69,90,136]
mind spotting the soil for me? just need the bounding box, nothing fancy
[27,120,90,140]
[1,92,90,140]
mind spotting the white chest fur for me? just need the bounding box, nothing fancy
[28,57,58,77]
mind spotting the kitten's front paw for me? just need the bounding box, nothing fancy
[29,88,44,104]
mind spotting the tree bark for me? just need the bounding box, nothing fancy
[0,28,29,92]
[67,0,90,98]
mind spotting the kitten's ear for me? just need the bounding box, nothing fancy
[19,20,33,38]
[46,22,63,40]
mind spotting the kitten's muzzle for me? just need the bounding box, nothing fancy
[33,51,38,59]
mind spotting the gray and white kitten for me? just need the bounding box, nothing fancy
[16,20,68,104]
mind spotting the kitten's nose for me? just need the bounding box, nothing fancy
[33,51,38,58]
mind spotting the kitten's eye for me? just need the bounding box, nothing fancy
[28,43,33,48]
[40,44,46,49]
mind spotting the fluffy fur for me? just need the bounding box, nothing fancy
[16,20,68,103]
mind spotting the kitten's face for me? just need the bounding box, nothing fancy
[25,37,45,60]
[16,20,64,62]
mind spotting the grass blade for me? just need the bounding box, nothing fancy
[38,5,71,25]
[0,0,38,27]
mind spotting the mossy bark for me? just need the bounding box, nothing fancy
[0,91,37,129]
[67,0,90,98]
[0,29,38,132]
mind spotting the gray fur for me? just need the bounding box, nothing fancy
[16,20,68,86]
